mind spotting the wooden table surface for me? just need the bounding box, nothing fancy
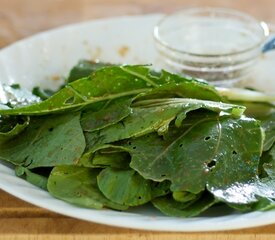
[0,0,275,239]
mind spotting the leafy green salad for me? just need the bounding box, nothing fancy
[0,60,274,217]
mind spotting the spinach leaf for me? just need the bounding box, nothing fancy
[126,114,262,194]
[67,60,113,83]
[47,166,127,210]
[135,80,222,102]
[97,168,152,206]
[0,113,85,168]
[136,69,221,101]
[263,144,275,178]
[0,66,158,115]
[78,145,130,168]
[209,176,275,205]
[97,168,171,206]
[15,166,49,190]
[80,150,130,169]
[151,180,171,198]
[0,116,29,142]
[252,198,275,211]
[32,87,56,100]
[93,152,130,168]
[0,65,222,115]
[85,98,245,151]
[172,191,200,203]
[152,192,216,217]
[81,97,133,132]
[260,113,275,151]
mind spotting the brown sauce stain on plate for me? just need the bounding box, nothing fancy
[118,45,130,57]
[51,75,61,81]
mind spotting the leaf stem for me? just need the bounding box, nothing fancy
[120,67,159,87]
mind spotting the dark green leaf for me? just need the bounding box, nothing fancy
[0,113,85,168]
[0,116,29,142]
[172,191,200,203]
[151,180,171,198]
[260,113,275,151]
[85,98,245,151]
[97,168,170,206]
[81,97,133,132]
[32,87,56,100]
[97,168,152,206]
[47,166,127,210]
[126,114,262,194]
[92,152,130,168]
[0,65,223,116]
[152,192,216,217]
[67,60,113,83]
[132,69,222,101]
[135,79,222,102]
[263,144,275,178]
[0,66,159,115]
[78,145,130,168]
[209,177,275,205]
[15,166,48,190]
[80,151,130,169]
[252,198,275,211]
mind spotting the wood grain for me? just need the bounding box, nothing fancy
[0,188,275,239]
[0,0,275,48]
[0,0,275,239]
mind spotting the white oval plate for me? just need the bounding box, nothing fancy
[0,14,275,232]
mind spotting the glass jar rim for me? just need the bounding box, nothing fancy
[154,7,270,57]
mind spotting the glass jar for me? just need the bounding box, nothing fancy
[154,8,271,86]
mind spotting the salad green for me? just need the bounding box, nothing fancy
[0,60,275,217]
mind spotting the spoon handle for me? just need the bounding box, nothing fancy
[262,23,275,53]
[262,37,275,53]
